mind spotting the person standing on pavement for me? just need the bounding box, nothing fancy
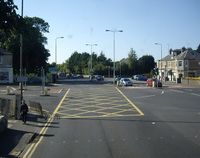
[20,100,29,124]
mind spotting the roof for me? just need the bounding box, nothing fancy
[161,49,200,61]
[162,54,174,61]
[176,50,200,60]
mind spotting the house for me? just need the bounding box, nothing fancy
[157,48,200,81]
[0,48,13,83]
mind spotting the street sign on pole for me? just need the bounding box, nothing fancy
[16,76,28,82]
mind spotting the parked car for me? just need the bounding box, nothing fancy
[120,78,133,86]
[95,75,104,81]
[77,74,84,79]
[132,75,139,80]
[132,74,147,81]
[146,78,162,87]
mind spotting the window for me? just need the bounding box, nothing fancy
[185,60,188,67]
[178,61,182,67]
[167,61,171,67]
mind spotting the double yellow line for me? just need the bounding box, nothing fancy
[23,89,70,158]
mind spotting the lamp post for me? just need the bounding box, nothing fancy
[19,0,24,103]
[155,42,163,83]
[105,29,123,84]
[55,37,64,64]
[85,43,97,74]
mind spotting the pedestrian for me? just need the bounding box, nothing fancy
[20,100,29,124]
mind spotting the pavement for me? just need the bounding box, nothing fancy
[0,84,66,157]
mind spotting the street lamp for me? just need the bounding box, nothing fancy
[19,0,24,104]
[155,42,163,83]
[85,43,97,74]
[105,29,123,84]
[55,36,64,64]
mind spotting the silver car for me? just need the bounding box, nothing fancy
[120,78,133,86]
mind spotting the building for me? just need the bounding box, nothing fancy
[0,48,13,83]
[157,48,200,81]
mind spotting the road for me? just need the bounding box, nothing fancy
[22,79,200,158]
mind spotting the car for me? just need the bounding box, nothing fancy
[120,78,133,86]
[95,75,104,81]
[132,75,139,80]
[138,75,147,81]
[133,74,147,81]
[77,74,84,79]
[146,78,162,87]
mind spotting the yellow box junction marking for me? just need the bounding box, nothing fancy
[57,86,144,119]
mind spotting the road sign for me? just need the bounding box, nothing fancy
[16,76,28,82]
[48,67,58,74]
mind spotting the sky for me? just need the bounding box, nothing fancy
[14,0,200,64]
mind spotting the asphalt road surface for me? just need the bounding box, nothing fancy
[22,80,200,158]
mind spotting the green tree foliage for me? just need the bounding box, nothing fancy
[138,55,155,74]
[61,49,156,77]
[127,48,137,75]
[0,0,19,33]
[1,16,50,73]
[67,51,90,74]
[66,51,112,75]
[57,62,67,73]
[0,0,50,74]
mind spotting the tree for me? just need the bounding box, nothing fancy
[138,55,155,74]
[67,51,91,74]
[127,48,138,75]
[1,16,50,73]
[0,0,19,33]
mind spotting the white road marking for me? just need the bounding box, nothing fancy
[191,93,200,97]
[169,89,200,97]
[58,89,63,93]
[134,95,155,99]
[170,89,185,93]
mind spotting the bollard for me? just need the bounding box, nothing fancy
[6,86,10,95]
[152,81,155,87]
[44,87,48,95]
[41,87,49,96]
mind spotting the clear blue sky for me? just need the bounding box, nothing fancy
[14,0,200,64]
